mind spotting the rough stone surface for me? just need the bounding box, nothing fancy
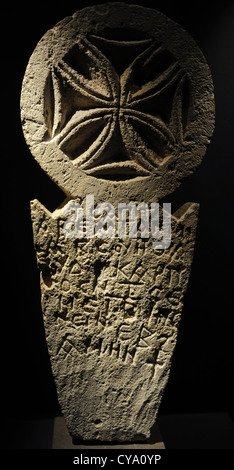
[20,3,215,442]
[21,2,215,203]
[31,199,199,441]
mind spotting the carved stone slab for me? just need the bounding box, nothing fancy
[20,3,215,442]
[31,199,199,440]
[21,2,214,203]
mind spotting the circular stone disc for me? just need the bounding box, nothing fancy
[20,2,215,202]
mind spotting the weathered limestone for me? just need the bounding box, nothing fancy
[20,3,215,441]
[30,199,199,441]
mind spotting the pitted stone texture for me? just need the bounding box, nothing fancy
[31,199,198,441]
[21,2,215,443]
[21,2,215,202]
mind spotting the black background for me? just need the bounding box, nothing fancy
[2,0,234,428]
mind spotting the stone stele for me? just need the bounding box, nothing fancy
[20,3,215,441]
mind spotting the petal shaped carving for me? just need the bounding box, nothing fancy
[58,111,114,167]
[89,33,153,76]
[121,45,181,106]
[62,38,119,103]
[169,74,191,142]
[120,110,175,170]
[86,161,150,179]
[42,26,192,180]
[44,68,68,140]
[21,3,215,198]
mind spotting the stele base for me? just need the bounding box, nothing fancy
[52,416,165,449]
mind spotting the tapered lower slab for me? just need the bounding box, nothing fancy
[31,200,198,441]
